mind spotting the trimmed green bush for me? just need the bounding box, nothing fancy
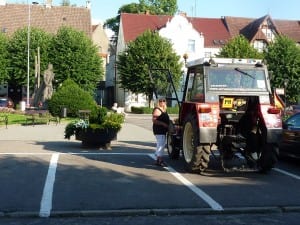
[167,105,180,114]
[131,106,179,114]
[48,79,97,117]
[131,106,144,114]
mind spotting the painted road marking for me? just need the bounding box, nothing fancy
[148,154,224,211]
[2,152,300,181]
[2,152,299,213]
[273,168,300,180]
[39,153,60,217]
[0,152,151,156]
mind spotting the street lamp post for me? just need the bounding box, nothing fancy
[27,1,31,107]
[182,53,188,91]
[114,63,117,104]
[27,1,39,107]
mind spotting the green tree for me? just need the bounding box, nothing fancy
[218,35,262,59]
[60,0,76,7]
[0,33,9,83]
[48,79,97,117]
[60,0,70,6]
[117,30,182,105]
[7,27,52,89]
[49,26,104,94]
[105,0,177,35]
[140,0,177,15]
[264,35,300,103]
[105,3,142,35]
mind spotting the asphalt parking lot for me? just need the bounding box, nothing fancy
[0,119,221,218]
[0,114,300,223]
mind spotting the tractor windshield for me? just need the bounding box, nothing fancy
[207,67,267,91]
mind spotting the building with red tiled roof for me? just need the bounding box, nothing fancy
[224,15,300,51]
[119,13,300,55]
[0,3,92,37]
[119,13,231,54]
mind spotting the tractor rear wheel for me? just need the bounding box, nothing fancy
[182,115,210,172]
[258,143,278,173]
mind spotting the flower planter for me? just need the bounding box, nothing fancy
[75,128,117,149]
[65,108,124,149]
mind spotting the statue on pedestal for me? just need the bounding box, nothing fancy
[42,64,54,101]
[33,63,55,107]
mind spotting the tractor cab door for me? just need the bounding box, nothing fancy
[184,65,205,103]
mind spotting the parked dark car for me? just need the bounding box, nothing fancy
[0,98,14,108]
[279,112,300,159]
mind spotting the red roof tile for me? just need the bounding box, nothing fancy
[121,13,171,43]
[224,15,300,43]
[274,19,300,42]
[187,17,231,47]
[0,4,91,37]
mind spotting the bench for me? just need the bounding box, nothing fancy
[25,110,59,126]
[0,114,8,129]
[48,115,60,125]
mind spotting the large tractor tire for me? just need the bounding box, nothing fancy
[182,115,210,173]
[258,143,278,173]
[167,132,180,159]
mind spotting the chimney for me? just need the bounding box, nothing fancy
[86,0,91,9]
[179,11,187,17]
[45,0,52,8]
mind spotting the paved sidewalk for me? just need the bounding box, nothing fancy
[0,123,67,141]
[0,114,155,144]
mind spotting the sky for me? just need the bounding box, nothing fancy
[9,0,299,23]
[49,0,300,23]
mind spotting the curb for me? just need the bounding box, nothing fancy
[1,206,300,218]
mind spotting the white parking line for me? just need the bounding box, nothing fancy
[148,154,224,211]
[4,151,299,212]
[0,152,151,156]
[273,168,300,180]
[39,153,60,218]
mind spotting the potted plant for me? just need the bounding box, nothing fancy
[64,107,125,149]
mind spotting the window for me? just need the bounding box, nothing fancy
[253,40,267,52]
[287,114,300,128]
[207,67,267,90]
[187,39,195,53]
[186,67,204,102]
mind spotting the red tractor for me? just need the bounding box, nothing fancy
[164,57,282,173]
